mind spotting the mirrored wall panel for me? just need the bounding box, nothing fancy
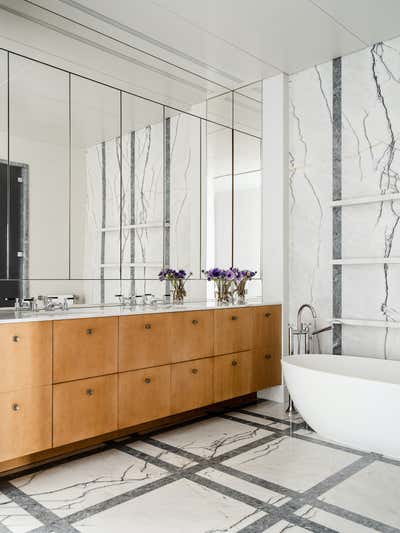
[205,122,233,269]
[0,51,8,291]
[70,75,121,293]
[0,50,263,306]
[121,93,164,286]
[167,108,201,278]
[234,132,262,276]
[9,55,69,281]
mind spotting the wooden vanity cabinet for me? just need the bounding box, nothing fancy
[214,351,254,403]
[214,308,253,355]
[252,305,282,389]
[0,304,282,470]
[53,374,118,447]
[0,385,52,462]
[53,317,118,383]
[0,321,52,392]
[171,357,214,414]
[170,311,214,362]
[119,365,171,428]
[119,314,171,371]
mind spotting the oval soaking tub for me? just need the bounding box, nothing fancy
[282,354,400,458]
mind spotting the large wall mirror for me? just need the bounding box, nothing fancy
[0,51,263,306]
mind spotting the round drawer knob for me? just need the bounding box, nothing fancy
[231,316,238,321]
[232,360,238,367]
[145,377,151,384]
[12,403,21,411]
[265,354,272,360]
[265,312,272,318]
[192,319,199,325]
[145,324,152,330]
[86,388,95,396]
[191,368,198,375]
[12,335,20,343]
[86,328,93,335]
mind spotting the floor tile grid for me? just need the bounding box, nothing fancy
[0,414,302,532]
[137,412,399,533]
[111,419,391,532]
[117,424,395,532]
[1,401,399,533]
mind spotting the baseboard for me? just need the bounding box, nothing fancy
[257,385,285,403]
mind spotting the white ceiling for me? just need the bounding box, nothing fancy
[0,0,399,107]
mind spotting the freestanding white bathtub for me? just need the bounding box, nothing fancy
[283,354,400,458]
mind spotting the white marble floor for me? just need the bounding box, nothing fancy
[0,400,399,532]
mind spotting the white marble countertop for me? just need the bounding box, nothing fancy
[0,299,280,324]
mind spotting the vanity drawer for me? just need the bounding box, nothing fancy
[214,308,253,355]
[119,314,171,371]
[53,374,118,447]
[171,358,214,414]
[0,321,52,393]
[53,317,118,382]
[0,385,52,462]
[214,351,253,402]
[253,305,282,387]
[119,365,171,428]
[170,311,214,363]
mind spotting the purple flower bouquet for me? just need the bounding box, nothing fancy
[232,269,257,303]
[159,268,192,304]
[202,268,237,304]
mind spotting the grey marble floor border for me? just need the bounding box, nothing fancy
[1,400,400,533]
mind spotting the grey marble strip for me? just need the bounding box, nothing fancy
[100,141,106,303]
[332,56,342,355]
[112,441,180,474]
[63,475,175,526]
[236,407,303,427]
[130,130,136,295]
[0,481,78,532]
[315,499,400,533]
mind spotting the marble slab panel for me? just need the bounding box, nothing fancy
[74,478,265,533]
[11,449,168,518]
[152,417,272,459]
[223,436,359,492]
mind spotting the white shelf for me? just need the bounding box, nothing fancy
[331,192,400,208]
[332,258,400,265]
[332,318,400,329]
[101,262,163,268]
[101,222,166,232]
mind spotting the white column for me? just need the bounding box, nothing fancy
[259,73,289,403]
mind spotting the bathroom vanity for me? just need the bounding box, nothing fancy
[0,302,281,472]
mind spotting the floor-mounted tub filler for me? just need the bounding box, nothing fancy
[283,354,400,459]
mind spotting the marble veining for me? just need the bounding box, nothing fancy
[1,400,399,532]
[289,36,400,359]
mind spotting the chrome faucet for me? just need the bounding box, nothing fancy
[287,303,333,414]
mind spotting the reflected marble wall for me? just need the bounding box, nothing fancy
[289,37,400,359]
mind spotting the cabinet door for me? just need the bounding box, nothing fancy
[253,305,282,388]
[214,351,253,403]
[0,321,52,393]
[53,374,117,447]
[171,358,213,414]
[119,366,171,428]
[214,308,253,355]
[0,386,52,462]
[170,311,214,363]
[119,314,171,371]
[53,317,118,383]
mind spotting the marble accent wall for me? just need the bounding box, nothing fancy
[289,37,400,359]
